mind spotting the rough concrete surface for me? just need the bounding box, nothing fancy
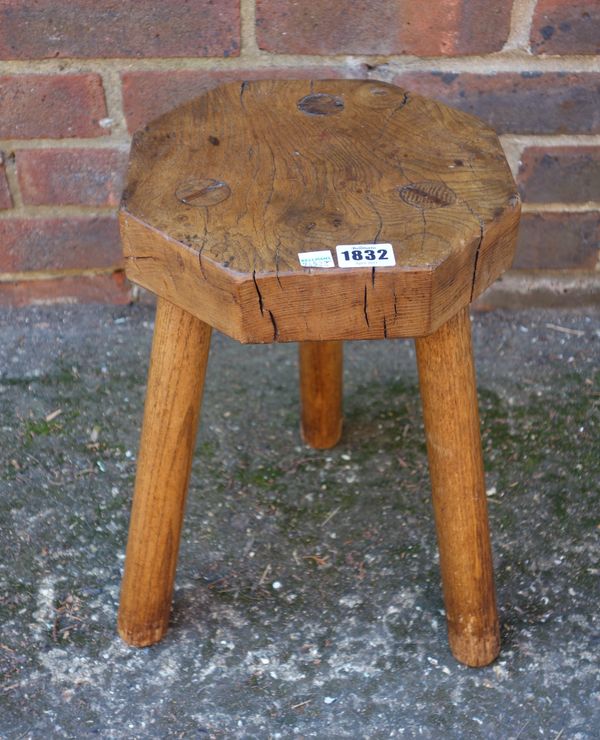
[0,305,598,739]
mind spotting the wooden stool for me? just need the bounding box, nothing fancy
[118,80,520,667]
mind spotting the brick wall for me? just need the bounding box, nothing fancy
[0,0,598,307]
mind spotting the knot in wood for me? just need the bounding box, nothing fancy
[297,93,345,116]
[175,177,231,207]
[399,181,457,210]
[369,86,390,96]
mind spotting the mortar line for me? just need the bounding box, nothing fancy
[500,134,600,175]
[0,205,119,219]
[491,271,600,285]
[521,203,600,214]
[98,67,128,138]
[501,134,600,147]
[2,151,23,209]
[0,266,122,282]
[239,0,260,58]
[0,139,131,150]
[3,202,598,222]
[503,0,538,52]
[2,134,599,153]
[1,53,600,74]
[478,271,600,308]
[500,138,523,177]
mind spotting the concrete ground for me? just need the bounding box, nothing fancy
[0,304,598,739]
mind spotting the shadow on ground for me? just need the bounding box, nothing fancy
[0,306,598,738]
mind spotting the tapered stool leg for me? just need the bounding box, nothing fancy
[415,307,499,667]
[118,298,212,647]
[299,340,343,449]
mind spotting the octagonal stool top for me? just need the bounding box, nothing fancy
[120,79,520,343]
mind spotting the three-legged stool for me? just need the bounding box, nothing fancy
[117,80,521,667]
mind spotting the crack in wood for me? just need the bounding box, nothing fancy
[197,245,207,280]
[274,238,283,289]
[374,92,410,147]
[290,148,308,187]
[461,196,486,302]
[469,221,485,302]
[367,194,383,245]
[390,92,410,117]
[261,144,277,227]
[252,270,264,315]
[240,81,249,111]
[268,310,279,341]
[197,218,208,280]
[363,285,370,327]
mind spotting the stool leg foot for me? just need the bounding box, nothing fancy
[415,307,499,667]
[299,341,343,449]
[118,298,212,647]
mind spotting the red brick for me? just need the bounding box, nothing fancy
[0,272,131,307]
[0,1,240,59]
[17,149,128,207]
[0,152,12,209]
[531,1,600,55]
[518,147,600,203]
[122,67,347,132]
[513,213,599,270]
[0,217,122,272]
[0,74,107,139]
[256,0,511,55]
[393,72,600,134]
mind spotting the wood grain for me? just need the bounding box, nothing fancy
[415,306,500,667]
[299,340,343,448]
[118,79,514,662]
[118,297,212,647]
[120,79,520,342]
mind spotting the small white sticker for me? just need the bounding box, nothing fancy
[336,243,395,268]
[298,250,335,268]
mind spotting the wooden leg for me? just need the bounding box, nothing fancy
[118,298,212,647]
[415,307,499,667]
[299,340,343,449]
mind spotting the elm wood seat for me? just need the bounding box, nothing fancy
[118,79,521,667]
